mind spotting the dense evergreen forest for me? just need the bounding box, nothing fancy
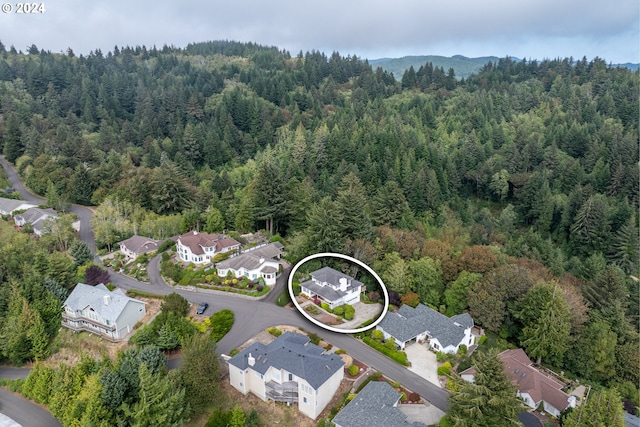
[0,39,638,414]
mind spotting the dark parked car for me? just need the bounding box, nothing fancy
[196,302,208,315]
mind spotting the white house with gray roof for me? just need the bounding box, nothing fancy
[227,331,344,420]
[215,243,283,285]
[0,198,36,216]
[333,381,427,427]
[299,267,363,309]
[14,207,81,236]
[62,283,146,342]
[377,304,474,354]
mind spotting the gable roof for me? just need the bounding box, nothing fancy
[498,349,572,412]
[177,231,240,255]
[216,252,277,272]
[299,267,363,302]
[242,242,283,259]
[378,304,473,347]
[119,235,161,255]
[228,332,344,389]
[0,198,36,215]
[14,207,59,233]
[63,283,146,323]
[332,381,426,427]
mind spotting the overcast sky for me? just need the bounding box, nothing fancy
[2,0,638,63]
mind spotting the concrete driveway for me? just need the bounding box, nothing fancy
[405,343,441,387]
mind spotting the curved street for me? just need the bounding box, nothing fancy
[0,156,451,424]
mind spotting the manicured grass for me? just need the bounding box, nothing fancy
[275,288,292,307]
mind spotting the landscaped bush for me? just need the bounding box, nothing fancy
[384,338,397,350]
[333,306,345,316]
[457,344,467,356]
[320,302,331,312]
[334,349,346,355]
[362,337,409,366]
[308,332,321,345]
[437,361,452,376]
[478,335,487,345]
[348,365,359,376]
[370,329,384,341]
[436,351,447,362]
[209,309,234,342]
[267,327,282,337]
[344,305,355,320]
[256,284,264,292]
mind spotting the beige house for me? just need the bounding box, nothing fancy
[119,234,161,260]
[227,332,344,420]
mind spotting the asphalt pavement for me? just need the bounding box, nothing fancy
[0,388,61,427]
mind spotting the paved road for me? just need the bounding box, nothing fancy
[0,156,96,253]
[108,270,451,411]
[0,388,61,427]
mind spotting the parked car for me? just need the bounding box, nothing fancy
[196,302,208,315]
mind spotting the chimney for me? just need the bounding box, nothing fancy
[248,353,255,367]
[103,295,111,306]
[339,277,348,291]
[259,257,265,264]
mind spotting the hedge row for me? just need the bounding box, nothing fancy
[362,337,409,366]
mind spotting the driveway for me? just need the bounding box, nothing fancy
[0,388,61,427]
[405,343,441,387]
[398,402,445,426]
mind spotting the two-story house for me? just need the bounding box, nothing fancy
[376,303,474,354]
[299,267,363,309]
[176,230,241,265]
[62,283,147,342]
[227,332,345,420]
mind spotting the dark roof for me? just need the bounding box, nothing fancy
[119,235,160,255]
[242,242,283,259]
[377,304,473,347]
[299,267,363,302]
[227,332,344,389]
[216,243,283,271]
[14,207,59,233]
[332,381,426,427]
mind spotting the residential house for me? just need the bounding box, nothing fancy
[0,198,36,216]
[299,267,363,309]
[376,303,474,354]
[119,234,161,260]
[333,381,427,427]
[227,331,345,420]
[14,207,80,236]
[62,283,147,342]
[176,230,241,265]
[216,243,283,285]
[459,348,576,417]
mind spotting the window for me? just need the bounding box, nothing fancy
[303,397,308,403]
[301,383,312,394]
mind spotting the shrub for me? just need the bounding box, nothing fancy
[334,349,346,355]
[344,305,355,321]
[209,309,234,342]
[229,348,239,357]
[457,344,467,356]
[478,335,487,345]
[248,282,254,288]
[321,302,331,312]
[362,337,409,366]
[435,351,447,362]
[256,285,264,292]
[333,306,345,316]
[308,332,321,345]
[157,239,176,253]
[371,329,384,341]
[437,361,452,376]
[267,327,282,337]
[384,338,397,350]
[348,365,359,376]
[367,291,381,303]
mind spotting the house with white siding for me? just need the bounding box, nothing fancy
[176,230,241,265]
[62,283,146,342]
[227,332,345,420]
[376,303,474,354]
[0,198,36,216]
[215,243,283,285]
[299,267,363,310]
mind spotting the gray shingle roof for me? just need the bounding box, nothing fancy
[242,242,283,259]
[332,381,426,427]
[63,283,146,323]
[0,198,36,215]
[227,332,344,389]
[378,304,473,348]
[14,207,58,232]
[300,267,363,302]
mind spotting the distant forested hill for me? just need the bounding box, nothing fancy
[369,54,502,79]
[370,54,639,80]
[0,41,638,405]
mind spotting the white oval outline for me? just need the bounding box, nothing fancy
[288,252,389,334]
